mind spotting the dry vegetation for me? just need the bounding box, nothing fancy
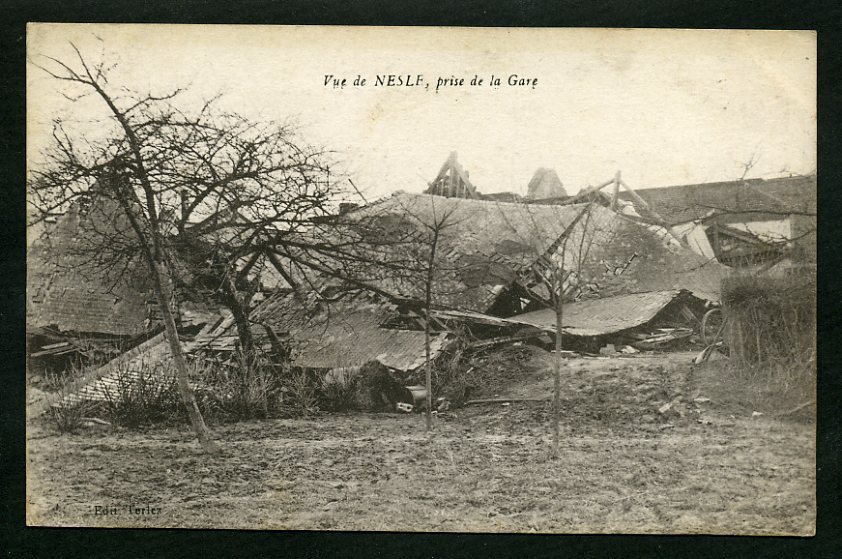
[27,352,815,535]
[721,272,816,411]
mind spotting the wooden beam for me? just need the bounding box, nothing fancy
[467,330,546,350]
[570,177,615,202]
[619,179,684,243]
[265,250,300,292]
[611,171,621,210]
[426,151,477,198]
[464,397,550,405]
[451,156,476,198]
[711,225,722,256]
[433,152,456,184]
[618,179,655,212]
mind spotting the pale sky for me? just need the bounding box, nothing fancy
[27,24,816,200]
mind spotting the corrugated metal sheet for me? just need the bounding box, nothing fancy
[497,290,690,337]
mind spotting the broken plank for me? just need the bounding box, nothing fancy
[464,397,549,405]
[30,347,77,357]
[467,331,543,350]
[40,342,73,350]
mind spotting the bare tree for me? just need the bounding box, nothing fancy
[29,46,338,451]
[519,203,596,458]
[403,198,461,431]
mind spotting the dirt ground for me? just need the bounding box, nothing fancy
[26,351,815,535]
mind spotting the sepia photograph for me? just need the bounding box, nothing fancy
[25,24,816,534]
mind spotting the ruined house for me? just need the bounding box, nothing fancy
[43,176,738,411]
[26,188,221,374]
[146,191,722,407]
[27,190,162,370]
[346,192,724,306]
[618,175,817,269]
[207,192,724,353]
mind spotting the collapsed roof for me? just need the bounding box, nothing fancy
[193,292,450,372]
[497,289,700,337]
[183,191,725,372]
[344,192,726,307]
[51,332,174,409]
[27,190,156,337]
[617,175,815,226]
[30,174,732,384]
[27,185,236,339]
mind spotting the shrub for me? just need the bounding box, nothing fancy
[318,368,360,412]
[722,273,815,365]
[282,369,319,415]
[435,350,476,404]
[202,354,282,421]
[721,271,816,409]
[430,333,481,405]
[44,367,97,434]
[100,358,182,428]
[47,403,89,434]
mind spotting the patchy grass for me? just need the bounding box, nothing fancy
[27,353,815,535]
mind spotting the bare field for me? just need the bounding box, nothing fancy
[26,354,815,535]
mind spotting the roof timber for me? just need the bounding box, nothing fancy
[425,152,478,199]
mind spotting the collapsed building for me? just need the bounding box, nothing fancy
[40,153,816,413]
[38,188,727,410]
[27,191,168,374]
[155,191,721,409]
[25,185,282,412]
[617,174,817,270]
[425,151,816,271]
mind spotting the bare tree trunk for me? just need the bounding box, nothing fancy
[221,272,255,391]
[230,300,255,357]
[153,261,218,453]
[82,75,218,452]
[552,291,563,460]
[424,307,433,431]
[423,227,441,432]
